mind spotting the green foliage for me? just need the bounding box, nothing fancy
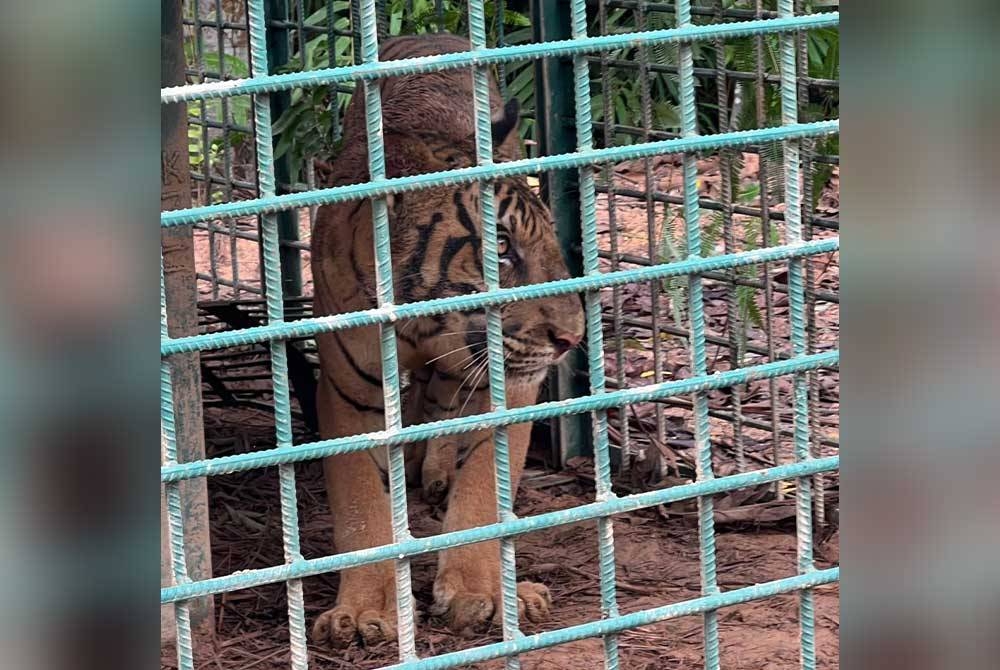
[270,0,533,174]
[264,2,837,175]
[185,39,253,199]
[659,181,778,358]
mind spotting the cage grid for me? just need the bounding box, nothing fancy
[163,0,840,668]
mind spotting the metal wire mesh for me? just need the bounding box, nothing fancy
[162,1,840,668]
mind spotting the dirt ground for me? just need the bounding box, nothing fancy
[171,151,841,668]
[162,449,839,670]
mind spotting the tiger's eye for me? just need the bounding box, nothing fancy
[497,235,510,257]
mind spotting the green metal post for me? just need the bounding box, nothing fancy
[265,0,303,297]
[531,0,593,464]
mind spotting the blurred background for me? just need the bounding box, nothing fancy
[0,1,997,669]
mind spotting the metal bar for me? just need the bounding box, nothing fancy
[755,0,784,499]
[379,569,840,670]
[675,2,720,667]
[797,0,826,532]
[585,0,788,21]
[161,267,194,670]
[597,250,840,304]
[164,238,838,355]
[163,455,839,601]
[598,0,632,475]
[162,2,213,658]
[468,3,521,665]
[163,120,840,227]
[356,0,417,658]
[327,0,343,143]
[635,0,668,473]
[195,273,264,294]
[778,2,816,668]
[569,0,621,664]
[217,0,240,299]
[246,2,308,667]
[585,56,840,89]
[589,120,841,164]
[533,0,593,464]
[607,385,841,450]
[163,350,837,483]
[162,13,841,102]
[194,220,311,249]
[181,18,351,36]
[265,0,303,297]
[714,0,746,473]
[593,183,840,232]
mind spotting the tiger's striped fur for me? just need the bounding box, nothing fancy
[310,33,584,649]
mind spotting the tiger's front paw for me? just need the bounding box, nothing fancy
[311,603,397,649]
[421,466,450,505]
[431,570,552,636]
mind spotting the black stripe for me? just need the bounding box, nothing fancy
[332,332,383,388]
[349,226,372,298]
[438,235,480,281]
[326,372,384,414]
[400,219,436,298]
[424,392,458,414]
[453,191,478,236]
[497,193,514,220]
[456,435,492,470]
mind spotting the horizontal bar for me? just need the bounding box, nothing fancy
[163,237,838,355]
[600,249,840,304]
[194,220,311,250]
[162,120,838,227]
[382,568,839,670]
[588,0,785,21]
[195,273,263,294]
[161,454,837,601]
[625,390,843,451]
[596,183,840,232]
[162,13,838,103]
[162,349,836,483]
[591,56,840,89]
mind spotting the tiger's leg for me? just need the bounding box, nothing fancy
[403,366,432,487]
[419,369,489,504]
[430,382,552,635]
[311,332,401,649]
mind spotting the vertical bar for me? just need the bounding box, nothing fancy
[358,0,418,660]
[796,0,825,529]
[193,2,219,298]
[597,0,631,475]
[468,5,522,667]
[349,0,363,65]
[676,3,721,669]
[161,0,213,653]
[777,2,816,669]
[496,0,507,91]
[570,1,620,667]
[531,0,593,465]
[161,266,194,670]
[215,0,238,299]
[246,2,308,668]
[328,0,343,143]
[266,0,304,298]
[755,0,783,497]
[714,0,746,473]
[635,0,668,461]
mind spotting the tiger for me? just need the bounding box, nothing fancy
[310,33,585,649]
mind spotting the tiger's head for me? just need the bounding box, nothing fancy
[384,100,585,387]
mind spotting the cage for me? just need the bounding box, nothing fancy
[161,1,840,668]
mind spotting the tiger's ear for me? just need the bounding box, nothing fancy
[491,98,521,148]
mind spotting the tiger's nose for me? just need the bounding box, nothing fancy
[548,328,582,357]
